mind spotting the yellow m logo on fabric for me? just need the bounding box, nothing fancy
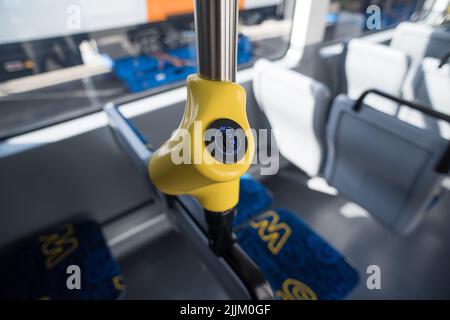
[276,278,318,300]
[112,275,126,291]
[39,224,79,270]
[249,211,292,255]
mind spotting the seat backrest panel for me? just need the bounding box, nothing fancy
[325,95,446,233]
[391,22,450,64]
[400,57,450,139]
[345,39,410,115]
[253,59,331,176]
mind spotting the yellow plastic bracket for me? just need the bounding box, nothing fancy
[149,74,255,212]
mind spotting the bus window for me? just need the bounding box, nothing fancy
[0,0,294,140]
[325,0,426,42]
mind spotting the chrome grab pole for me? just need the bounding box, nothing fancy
[194,0,238,82]
[193,0,240,256]
[104,0,273,299]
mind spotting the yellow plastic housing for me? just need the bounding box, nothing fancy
[149,74,255,212]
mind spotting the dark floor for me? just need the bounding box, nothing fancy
[263,166,450,299]
[119,231,229,300]
[118,164,450,300]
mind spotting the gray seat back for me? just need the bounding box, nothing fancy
[253,59,331,177]
[400,57,450,139]
[390,22,450,64]
[324,94,447,234]
[345,39,410,115]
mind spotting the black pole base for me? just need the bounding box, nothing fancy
[204,208,236,257]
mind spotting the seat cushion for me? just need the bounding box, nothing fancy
[236,208,359,300]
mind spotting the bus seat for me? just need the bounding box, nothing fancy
[391,22,450,111]
[390,22,450,64]
[345,39,410,115]
[253,59,331,177]
[400,56,450,139]
[324,94,447,234]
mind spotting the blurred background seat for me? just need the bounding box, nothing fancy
[253,59,331,178]
[324,94,447,234]
[344,38,411,115]
[399,55,450,139]
[390,22,450,64]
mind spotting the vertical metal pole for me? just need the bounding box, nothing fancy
[194,0,239,255]
[194,0,238,82]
